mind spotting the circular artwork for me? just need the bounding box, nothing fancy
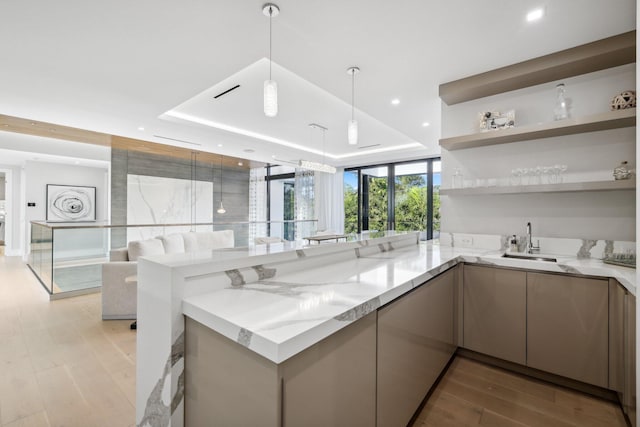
[47,185,96,222]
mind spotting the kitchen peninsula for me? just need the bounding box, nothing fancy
[135,232,636,427]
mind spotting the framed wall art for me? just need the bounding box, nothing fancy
[46,184,96,222]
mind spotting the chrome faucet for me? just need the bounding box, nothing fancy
[526,222,540,254]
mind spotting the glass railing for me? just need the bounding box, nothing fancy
[29,219,318,298]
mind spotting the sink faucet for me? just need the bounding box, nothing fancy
[526,222,540,254]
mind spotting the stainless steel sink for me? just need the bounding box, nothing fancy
[502,253,557,262]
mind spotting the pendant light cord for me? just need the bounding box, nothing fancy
[322,128,326,166]
[351,71,355,120]
[219,155,223,204]
[269,7,272,80]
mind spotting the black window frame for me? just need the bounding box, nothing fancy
[345,157,441,240]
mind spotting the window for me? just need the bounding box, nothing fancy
[344,158,440,240]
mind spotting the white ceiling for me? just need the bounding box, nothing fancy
[0,0,635,168]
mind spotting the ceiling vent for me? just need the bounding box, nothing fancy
[213,84,240,99]
[153,135,202,146]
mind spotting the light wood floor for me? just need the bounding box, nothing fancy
[0,255,629,427]
[0,255,135,427]
[415,356,628,427]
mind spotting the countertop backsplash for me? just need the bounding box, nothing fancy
[440,232,635,260]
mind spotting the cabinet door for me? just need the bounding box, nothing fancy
[281,311,376,427]
[609,280,625,393]
[377,267,456,427]
[527,272,608,387]
[463,265,526,364]
[624,292,636,426]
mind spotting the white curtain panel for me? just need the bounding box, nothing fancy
[294,168,315,240]
[314,168,345,235]
[249,167,267,242]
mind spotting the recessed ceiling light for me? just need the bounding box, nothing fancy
[422,122,430,127]
[217,143,223,147]
[391,98,400,105]
[238,162,243,166]
[74,161,80,165]
[138,126,145,131]
[30,122,36,126]
[272,155,277,159]
[526,8,544,22]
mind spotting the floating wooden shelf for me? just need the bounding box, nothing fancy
[439,108,636,151]
[439,31,636,105]
[439,179,636,196]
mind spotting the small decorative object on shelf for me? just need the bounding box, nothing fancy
[451,168,463,188]
[479,110,515,132]
[613,161,632,180]
[603,251,636,269]
[553,83,569,120]
[610,90,636,110]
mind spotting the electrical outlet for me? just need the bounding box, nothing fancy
[459,236,474,246]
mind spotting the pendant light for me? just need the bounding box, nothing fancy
[263,3,280,117]
[217,155,226,214]
[299,123,336,174]
[347,66,360,145]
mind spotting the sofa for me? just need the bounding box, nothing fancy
[101,230,234,320]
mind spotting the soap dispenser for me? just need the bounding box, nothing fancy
[509,235,518,252]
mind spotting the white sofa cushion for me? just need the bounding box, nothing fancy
[181,232,199,252]
[196,230,234,250]
[157,234,185,254]
[128,238,165,261]
[109,247,129,262]
[181,230,235,252]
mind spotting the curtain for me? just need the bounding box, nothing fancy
[294,168,315,239]
[314,168,345,234]
[249,167,267,243]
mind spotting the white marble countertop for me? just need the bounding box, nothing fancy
[182,239,636,364]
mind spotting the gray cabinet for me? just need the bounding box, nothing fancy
[612,280,637,426]
[463,265,526,364]
[377,267,456,427]
[185,312,377,427]
[281,312,377,427]
[527,272,608,388]
[624,289,636,426]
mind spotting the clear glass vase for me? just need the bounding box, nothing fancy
[553,83,569,121]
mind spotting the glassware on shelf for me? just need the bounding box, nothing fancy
[553,83,569,121]
[452,168,464,188]
[613,161,632,180]
[530,166,542,185]
[510,168,522,186]
[558,164,567,183]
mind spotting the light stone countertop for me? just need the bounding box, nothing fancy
[182,239,636,364]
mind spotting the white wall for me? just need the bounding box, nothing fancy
[24,161,109,258]
[441,64,636,241]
